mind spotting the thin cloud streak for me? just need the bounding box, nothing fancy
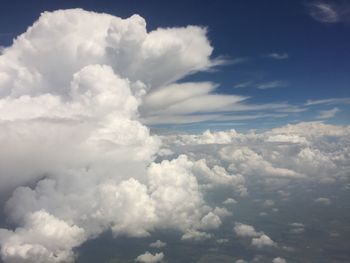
[256,80,288,89]
[266,53,289,60]
[305,97,350,106]
[316,107,340,119]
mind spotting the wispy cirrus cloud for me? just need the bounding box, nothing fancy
[233,81,254,89]
[308,1,350,24]
[265,52,289,60]
[305,97,350,106]
[256,80,288,89]
[317,107,340,119]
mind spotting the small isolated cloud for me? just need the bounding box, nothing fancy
[135,251,164,263]
[272,257,287,263]
[289,222,305,234]
[149,240,166,248]
[216,238,229,244]
[309,2,339,23]
[308,2,350,24]
[223,198,237,205]
[266,53,289,60]
[317,107,340,119]
[181,229,212,241]
[256,80,288,89]
[234,223,276,248]
[314,197,332,205]
[234,223,260,237]
[251,234,277,248]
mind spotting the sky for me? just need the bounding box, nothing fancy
[0,1,349,263]
[0,0,349,132]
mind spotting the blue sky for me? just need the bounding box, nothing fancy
[0,0,349,131]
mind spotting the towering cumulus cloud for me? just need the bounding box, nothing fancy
[0,9,223,262]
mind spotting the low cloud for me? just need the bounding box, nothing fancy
[251,234,277,248]
[234,223,260,237]
[149,240,166,248]
[272,257,287,263]
[135,252,164,263]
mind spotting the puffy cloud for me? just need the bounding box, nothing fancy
[135,251,164,263]
[234,223,260,237]
[272,257,287,263]
[164,121,350,184]
[0,210,85,263]
[234,223,277,249]
[149,240,166,248]
[1,7,350,263]
[200,212,222,230]
[223,198,237,205]
[181,229,212,241]
[251,234,276,248]
[0,8,229,263]
[147,155,210,231]
[220,146,300,178]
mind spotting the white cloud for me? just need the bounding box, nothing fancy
[234,223,260,237]
[221,146,301,178]
[234,223,277,249]
[0,9,231,263]
[316,107,340,119]
[149,240,166,248]
[308,2,339,23]
[305,97,350,106]
[256,81,288,89]
[135,251,164,263]
[200,212,222,230]
[181,229,212,241]
[0,210,85,263]
[289,222,305,234]
[216,238,229,244]
[0,8,349,262]
[163,121,350,186]
[266,53,289,60]
[251,234,276,248]
[223,198,237,205]
[272,257,287,263]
